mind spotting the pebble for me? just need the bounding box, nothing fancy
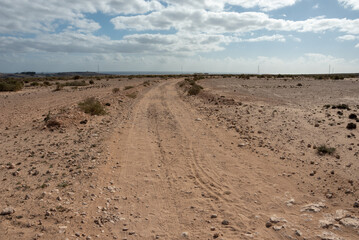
[301,202,326,212]
[181,232,189,238]
[0,207,15,215]
[221,220,229,225]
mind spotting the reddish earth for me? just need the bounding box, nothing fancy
[0,76,358,240]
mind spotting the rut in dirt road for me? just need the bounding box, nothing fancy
[106,80,313,239]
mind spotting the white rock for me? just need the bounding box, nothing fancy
[340,217,359,228]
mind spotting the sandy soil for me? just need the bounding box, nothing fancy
[0,76,358,240]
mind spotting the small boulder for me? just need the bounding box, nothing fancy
[0,207,15,215]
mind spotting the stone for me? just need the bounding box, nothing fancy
[353,200,359,208]
[0,207,15,215]
[318,231,344,240]
[346,123,356,130]
[210,214,217,219]
[265,222,272,228]
[339,217,359,228]
[181,232,189,238]
[270,215,286,223]
[273,225,283,231]
[301,202,326,213]
[320,219,334,229]
[221,220,229,225]
[294,230,302,236]
[334,210,350,221]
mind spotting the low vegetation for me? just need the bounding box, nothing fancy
[78,97,106,116]
[188,83,203,96]
[126,93,137,99]
[124,86,134,90]
[317,145,336,155]
[0,80,24,92]
[112,87,120,93]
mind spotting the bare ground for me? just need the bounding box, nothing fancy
[0,76,358,240]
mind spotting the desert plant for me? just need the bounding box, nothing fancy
[89,80,94,84]
[126,93,137,99]
[112,88,120,93]
[78,97,106,116]
[317,145,336,155]
[188,83,203,96]
[73,75,81,80]
[64,80,87,87]
[53,83,64,91]
[0,80,24,91]
[124,86,134,90]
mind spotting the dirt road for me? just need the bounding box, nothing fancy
[90,79,337,239]
[1,77,358,240]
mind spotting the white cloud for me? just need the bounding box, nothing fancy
[227,0,299,11]
[337,34,359,40]
[338,0,359,10]
[239,34,286,42]
[313,4,319,9]
[111,9,359,34]
[0,0,163,33]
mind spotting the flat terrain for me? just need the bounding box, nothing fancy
[0,76,358,240]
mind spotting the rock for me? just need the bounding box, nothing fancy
[349,113,357,120]
[181,232,189,238]
[301,202,326,212]
[265,222,272,228]
[0,207,15,215]
[320,219,334,229]
[210,214,217,219]
[195,118,202,121]
[80,120,88,125]
[318,231,344,240]
[294,230,302,236]
[334,210,350,221]
[273,225,283,231]
[286,198,295,206]
[346,123,357,130]
[221,220,229,225]
[270,215,287,223]
[353,200,359,208]
[339,217,359,228]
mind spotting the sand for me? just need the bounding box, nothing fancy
[0,75,358,239]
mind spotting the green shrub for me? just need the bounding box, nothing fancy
[0,80,24,91]
[188,83,203,96]
[30,82,40,87]
[53,83,63,91]
[126,93,137,99]
[317,145,336,155]
[78,97,106,116]
[65,80,87,87]
[112,88,120,93]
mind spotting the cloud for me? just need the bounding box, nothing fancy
[239,34,286,42]
[226,0,299,11]
[338,0,359,10]
[0,0,163,34]
[111,9,359,34]
[337,34,359,40]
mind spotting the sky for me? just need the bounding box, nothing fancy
[0,0,359,74]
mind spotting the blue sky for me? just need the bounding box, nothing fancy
[0,0,359,73]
